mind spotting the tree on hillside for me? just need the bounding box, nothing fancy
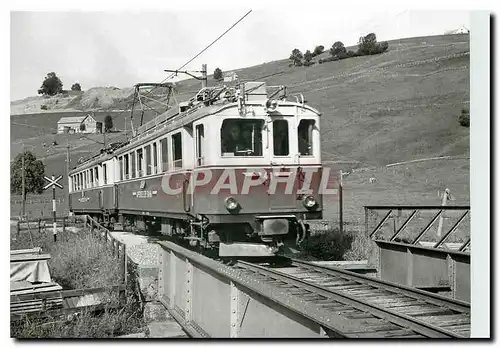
[38,72,63,96]
[213,68,223,81]
[71,83,82,91]
[104,115,113,133]
[330,41,347,57]
[313,45,324,57]
[289,48,303,66]
[358,33,389,55]
[303,50,313,65]
[10,151,45,207]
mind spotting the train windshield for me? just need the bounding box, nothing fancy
[221,119,264,157]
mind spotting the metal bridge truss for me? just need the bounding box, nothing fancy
[364,205,470,302]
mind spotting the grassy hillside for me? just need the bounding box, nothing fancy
[10,34,470,214]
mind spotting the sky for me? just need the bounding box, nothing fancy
[10,8,471,101]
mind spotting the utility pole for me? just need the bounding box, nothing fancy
[21,145,25,220]
[339,170,343,234]
[201,64,208,88]
[66,144,70,215]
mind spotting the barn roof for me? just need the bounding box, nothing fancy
[57,116,88,124]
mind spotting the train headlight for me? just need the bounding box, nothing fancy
[302,195,317,209]
[225,197,239,211]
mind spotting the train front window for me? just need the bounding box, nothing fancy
[273,119,289,156]
[220,119,263,157]
[298,119,315,156]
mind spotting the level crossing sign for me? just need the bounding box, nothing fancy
[43,175,63,190]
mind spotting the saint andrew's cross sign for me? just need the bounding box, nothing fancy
[43,175,63,190]
[43,175,63,242]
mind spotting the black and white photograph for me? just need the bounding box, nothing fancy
[6,2,491,340]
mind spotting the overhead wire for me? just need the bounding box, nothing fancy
[106,9,253,139]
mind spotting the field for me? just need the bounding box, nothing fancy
[11,34,470,257]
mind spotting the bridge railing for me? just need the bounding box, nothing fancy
[364,205,470,302]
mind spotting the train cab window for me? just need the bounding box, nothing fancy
[145,145,152,175]
[84,171,87,189]
[273,120,289,156]
[137,149,144,177]
[90,169,94,188]
[124,154,130,180]
[80,173,83,189]
[298,119,315,156]
[119,156,124,181]
[220,119,263,157]
[103,164,107,185]
[172,133,182,169]
[196,124,204,166]
[130,153,136,179]
[161,137,169,172]
[153,142,158,174]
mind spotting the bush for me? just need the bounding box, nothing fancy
[299,228,354,261]
[303,50,313,64]
[40,105,48,110]
[318,59,323,64]
[303,61,315,67]
[459,108,470,127]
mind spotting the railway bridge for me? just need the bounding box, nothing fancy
[114,204,471,338]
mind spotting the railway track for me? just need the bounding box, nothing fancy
[233,259,470,338]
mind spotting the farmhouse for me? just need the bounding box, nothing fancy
[57,114,99,134]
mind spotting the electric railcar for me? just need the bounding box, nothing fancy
[68,82,325,257]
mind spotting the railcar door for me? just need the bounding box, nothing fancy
[268,116,298,210]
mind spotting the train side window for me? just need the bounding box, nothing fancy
[84,171,87,189]
[298,119,315,156]
[137,149,144,177]
[103,164,107,184]
[130,153,136,179]
[153,142,158,174]
[90,168,94,188]
[196,124,204,166]
[172,133,182,169]
[95,167,99,186]
[80,173,83,189]
[273,119,289,156]
[119,156,124,181]
[124,154,130,180]
[161,137,169,172]
[145,145,152,175]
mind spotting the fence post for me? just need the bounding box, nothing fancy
[38,219,41,234]
[17,220,20,237]
[62,217,66,235]
[120,243,127,305]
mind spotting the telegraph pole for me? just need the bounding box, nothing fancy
[21,146,25,219]
[201,64,208,88]
[339,170,343,234]
[66,144,70,215]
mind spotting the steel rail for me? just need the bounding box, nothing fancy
[291,259,470,313]
[236,261,464,338]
